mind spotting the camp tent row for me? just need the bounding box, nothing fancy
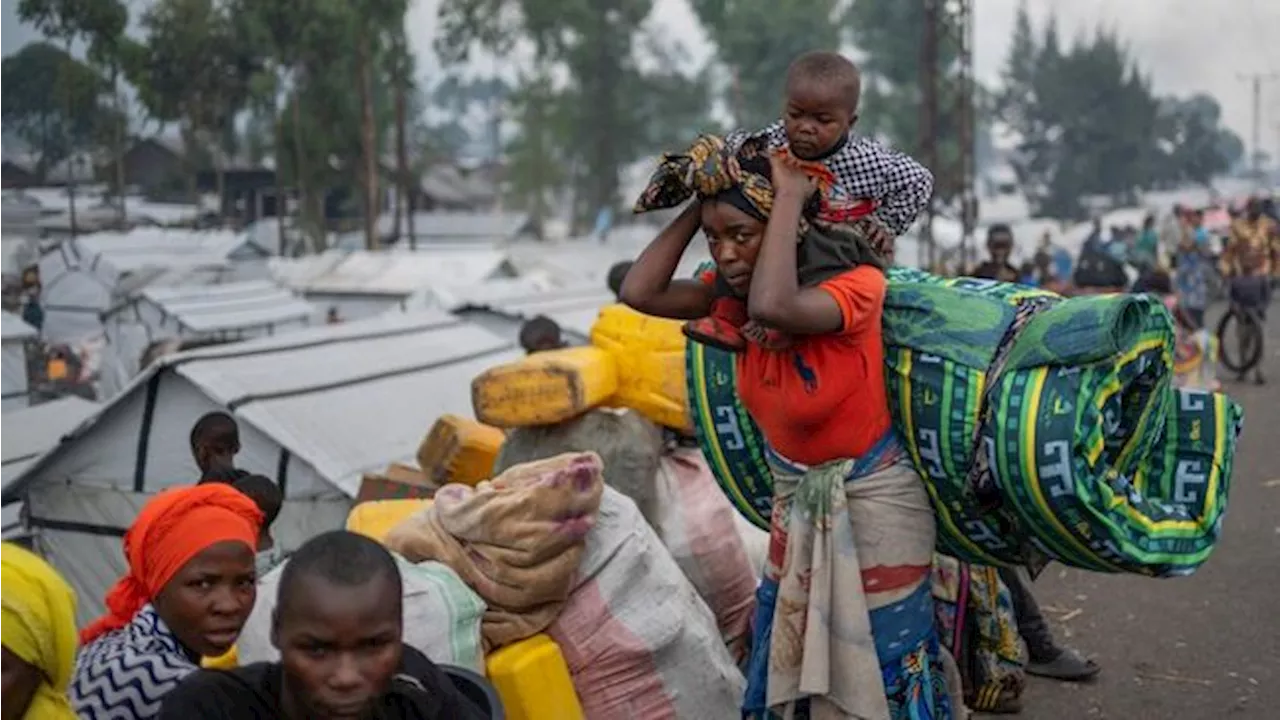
[2,309,524,624]
[2,396,101,542]
[2,310,38,411]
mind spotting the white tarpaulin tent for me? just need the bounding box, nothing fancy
[445,282,615,342]
[98,281,314,399]
[2,396,100,540]
[269,247,519,323]
[36,229,265,343]
[3,309,521,623]
[2,310,37,412]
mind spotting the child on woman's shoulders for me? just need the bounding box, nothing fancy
[678,50,934,352]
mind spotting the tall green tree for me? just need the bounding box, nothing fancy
[846,0,972,202]
[1000,17,1164,219]
[136,0,259,205]
[503,67,570,236]
[689,0,842,129]
[1,42,107,174]
[439,0,711,231]
[18,0,107,231]
[1152,94,1244,187]
[80,0,136,221]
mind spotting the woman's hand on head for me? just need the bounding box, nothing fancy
[769,151,818,201]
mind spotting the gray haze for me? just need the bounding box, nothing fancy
[6,0,1279,156]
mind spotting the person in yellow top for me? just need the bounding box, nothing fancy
[1,543,79,719]
[1222,198,1279,279]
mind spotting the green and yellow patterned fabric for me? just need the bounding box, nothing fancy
[687,266,1242,577]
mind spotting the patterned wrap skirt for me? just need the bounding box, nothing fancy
[743,431,953,719]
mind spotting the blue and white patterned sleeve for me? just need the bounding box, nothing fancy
[828,138,935,237]
[71,645,199,719]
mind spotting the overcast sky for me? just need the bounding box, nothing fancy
[6,0,1280,156]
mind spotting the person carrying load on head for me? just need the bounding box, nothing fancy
[637,50,933,354]
[622,130,951,718]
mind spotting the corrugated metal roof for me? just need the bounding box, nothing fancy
[136,281,313,334]
[2,396,100,489]
[270,248,515,297]
[1,311,37,341]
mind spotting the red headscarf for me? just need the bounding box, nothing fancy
[80,484,263,644]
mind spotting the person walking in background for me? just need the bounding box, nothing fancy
[1133,214,1160,273]
[970,225,1021,283]
[1173,211,1213,332]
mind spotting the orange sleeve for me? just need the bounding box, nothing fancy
[817,265,886,335]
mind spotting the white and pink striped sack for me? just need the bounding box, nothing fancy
[652,447,765,655]
[548,487,745,720]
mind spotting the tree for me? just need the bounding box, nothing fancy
[998,14,1163,219]
[81,0,134,221]
[136,0,260,206]
[18,0,108,232]
[845,0,972,202]
[1152,94,1244,187]
[439,0,712,231]
[689,0,842,129]
[1,42,107,174]
[503,68,570,236]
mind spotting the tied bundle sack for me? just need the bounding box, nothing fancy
[688,266,1242,577]
[385,452,605,650]
[498,409,762,653]
[497,418,748,719]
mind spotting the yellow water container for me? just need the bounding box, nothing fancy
[590,303,691,432]
[346,499,433,544]
[486,634,584,720]
[417,414,505,486]
[202,646,238,669]
[471,346,618,428]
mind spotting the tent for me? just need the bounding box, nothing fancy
[2,310,38,412]
[3,309,522,624]
[2,396,100,541]
[447,282,615,342]
[98,280,314,399]
[37,228,267,343]
[268,247,520,323]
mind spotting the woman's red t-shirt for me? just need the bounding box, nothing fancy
[728,266,892,465]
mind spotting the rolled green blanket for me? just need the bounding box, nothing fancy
[687,266,1242,577]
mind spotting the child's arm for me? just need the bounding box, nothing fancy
[850,142,935,237]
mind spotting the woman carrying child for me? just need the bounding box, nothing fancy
[622,135,951,718]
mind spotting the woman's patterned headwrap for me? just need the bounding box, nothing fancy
[633,133,886,277]
[632,134,804,222]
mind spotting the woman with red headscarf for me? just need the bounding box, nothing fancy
[68,484,262,719]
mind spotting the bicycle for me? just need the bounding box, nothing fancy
[1215,301,1265,375]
